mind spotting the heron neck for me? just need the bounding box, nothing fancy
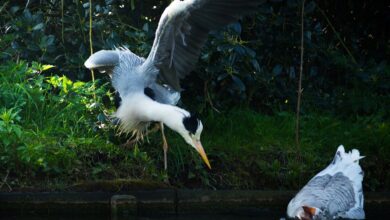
[142,96,188,131]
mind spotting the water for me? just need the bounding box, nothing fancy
[0,211,390,220]
[4,207,389,220]
[5,214,279,220]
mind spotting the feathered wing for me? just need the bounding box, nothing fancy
[322,145,365,219]
[84,48,146,95]
[287,145,365,219]
[143,0,263,91]
[84,50,120,71]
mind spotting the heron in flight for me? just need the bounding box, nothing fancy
[287,145,365,220]
[85,0,261,169]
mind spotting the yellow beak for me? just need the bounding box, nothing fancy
[193,140,211,169]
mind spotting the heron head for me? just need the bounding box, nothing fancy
[179,114,211,169]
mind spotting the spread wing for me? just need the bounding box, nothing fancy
[143,0,262,91]
[84,48,145,77]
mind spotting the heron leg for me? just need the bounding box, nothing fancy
[160,122,169,170]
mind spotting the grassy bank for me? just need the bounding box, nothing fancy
[0,62,389,192]
[152,109,389,191]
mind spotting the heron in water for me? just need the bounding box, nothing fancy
[287,145,365,220]
[84,0,261,169]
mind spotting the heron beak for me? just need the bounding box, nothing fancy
[302,206,317,219]
[193,140,211,169]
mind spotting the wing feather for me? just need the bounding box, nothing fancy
[143,0,262,90]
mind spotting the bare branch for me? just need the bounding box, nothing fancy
[295,0,305,155]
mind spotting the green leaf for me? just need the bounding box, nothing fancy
[142,23,149,32]
[217,73,229,81]
[272,65,283,76]
[251,59,261,72]
[229,22,241,34]
[32,23,44,31]
[305,1,316,14]
[2,138,10,146]
[42,64,55,71]
[97,113,106,122]
[13,126,22,138]
[73,81,85,89]
[188,171,196,179]
[46,35,55,46]
[130,0,135,10]
[232,75,246,91]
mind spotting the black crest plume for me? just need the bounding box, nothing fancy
[183,114,199,134]
[144,87,156,100]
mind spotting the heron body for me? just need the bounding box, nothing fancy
[287,145,365,220]
[85,0,262,169]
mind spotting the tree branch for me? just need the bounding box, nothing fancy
[295,0,305,155]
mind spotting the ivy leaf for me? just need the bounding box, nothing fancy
[272,65,283,76]
[251,59,261,72]
[232,75,246,91]
[229,22,241,34]
[305,31,312,41]
[234,45,246,56]
[245,47,256,58]
[305,1,316,14]
[289,66,296,79]
[131,0,135,10]
[217,73,229,81]
[32,23,44,31]
[142,23,149,32]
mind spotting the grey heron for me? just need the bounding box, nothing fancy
[287,145,365,220]
[84,0,261,169]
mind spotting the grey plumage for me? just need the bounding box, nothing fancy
[146,0,262,90]
[287,145,365,220]
[291,173,358,218]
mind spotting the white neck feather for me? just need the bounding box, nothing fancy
[136,94,189,131]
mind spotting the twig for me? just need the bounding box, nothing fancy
[61,0,64,44]
[24,0,30,10]
[317,6,358,65]
[75,0,87,44]
[204,80,220,113]
[88,0,96,99]
[0,1,9,13]
[295,0,305,155]
[0,169,11,191]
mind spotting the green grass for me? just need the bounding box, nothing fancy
[144,109,389,191]
[0,61,164,190]
[0,61,389,192]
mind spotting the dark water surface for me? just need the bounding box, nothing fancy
[0,211,389,220]
[4,207,389,220]
[4,214,279,220]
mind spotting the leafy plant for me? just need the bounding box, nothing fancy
[1,1,387,115]
[0,61,163,190]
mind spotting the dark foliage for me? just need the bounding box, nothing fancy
[1,0,388,116]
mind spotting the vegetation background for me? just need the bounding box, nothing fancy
[0,0,388,192]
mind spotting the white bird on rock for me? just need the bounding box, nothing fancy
[84,0,262,170]
[287,145,365,220]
